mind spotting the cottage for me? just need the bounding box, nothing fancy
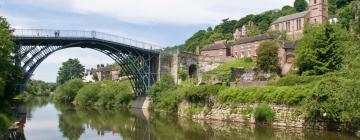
[231,34,295,74]
[200,40,231,57]
[270,0,328,39]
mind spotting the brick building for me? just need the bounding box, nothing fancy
[270,0,328,39]
[231,35,295,74]
[200,40,231,57]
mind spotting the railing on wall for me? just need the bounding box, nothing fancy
[13,29,162,51]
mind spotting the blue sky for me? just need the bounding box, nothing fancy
[0,0,294,82]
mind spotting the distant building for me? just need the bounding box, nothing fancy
[231,34,295,74]
[82,64,123,82]
[270,0,329,39]
[200,40,231,57]
[83,69,95,83]
[233,25,248,40]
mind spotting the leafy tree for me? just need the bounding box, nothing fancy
[256,41,280,73]
[295,23,354,75]
[294,0,308,12]
[57,58,85,84]
[281,5,297,16]
[92,72,99,81]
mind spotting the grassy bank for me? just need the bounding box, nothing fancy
[54,79,134,109]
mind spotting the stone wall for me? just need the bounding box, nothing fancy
[177,100,318,129]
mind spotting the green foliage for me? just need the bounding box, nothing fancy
[256,41,280,73]
[148,74,175,100]
[96,81,134,109]
[54,79,84,103]
[75,83,101,106]
[296,23,355,75]
[73,80,133,108]
[57,58,85,84]
[203,59,255,82]
[92,72,99,81]
[0,113,10,132]
[337,1,360,37]
[254,103,275,123]
[185,103,204,116]
[270,75,322,86]
[153,90,182,112]
[183,84,222,103]
[177,68,187,81]
[0,16,23,102]
[294,0,308,12]
[218,86,309,105]
[25,80,55,96]
[304,77,360,130]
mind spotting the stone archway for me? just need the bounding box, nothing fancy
[188,64,197,78]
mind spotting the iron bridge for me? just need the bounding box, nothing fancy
[13,29,161,96]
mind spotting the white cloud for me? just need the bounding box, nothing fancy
[10,0,294,25]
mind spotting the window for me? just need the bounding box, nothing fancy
[275,24,279,31]
[286,21,291,32]
[296,19,302,30]
[314,0,317,4]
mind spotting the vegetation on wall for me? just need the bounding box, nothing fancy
[202,59,255,82]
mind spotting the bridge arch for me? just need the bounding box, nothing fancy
[14,29,160,96]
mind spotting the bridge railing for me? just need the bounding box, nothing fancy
[13,29,162,51]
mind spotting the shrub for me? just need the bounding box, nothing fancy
[0,113,10,132]
[96,81,134,108]
[304,77,360,131]
[217,86,309,105]
[75,83,101,106]
[183,84,222,103]
[254,103,275,123]
[271,75,322,86]
[54,79,84,103]
[177,68,187,81]
[153,90,181,112]
[148,74,175,100]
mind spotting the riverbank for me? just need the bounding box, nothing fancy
[148,72,360,135]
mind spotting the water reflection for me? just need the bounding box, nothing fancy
[22,97,359,140]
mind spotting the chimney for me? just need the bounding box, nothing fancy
[97,64,100,69]
[195,46,200,55]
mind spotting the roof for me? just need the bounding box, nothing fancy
[201,41,229,51]
[232,34,274,45]
[277,40,295,49]
[232,34,295,49]
[272,11,308,24]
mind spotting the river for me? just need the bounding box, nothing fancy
[20,97,359,140]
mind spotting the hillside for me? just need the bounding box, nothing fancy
[165,0,356,53]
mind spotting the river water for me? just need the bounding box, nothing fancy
[21,97,359,140]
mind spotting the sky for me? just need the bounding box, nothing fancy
[0,0,294,82]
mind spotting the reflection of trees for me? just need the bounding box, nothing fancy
[56,103,85,140]
[25,97,51,120]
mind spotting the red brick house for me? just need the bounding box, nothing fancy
[200,40,231,57]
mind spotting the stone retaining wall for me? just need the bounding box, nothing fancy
[177,100,323,129]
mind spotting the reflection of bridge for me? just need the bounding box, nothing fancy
[13,29,161,96]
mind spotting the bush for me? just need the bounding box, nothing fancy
[75,83,101,106]
[96,81,134,109]
[183,84,222,103]
[271,75,322,86]
[304,77,360,131]
[218,86,309,105]
[54,79,84,103]
[254,103,275,123]
[148,74,175,101]
[0,113,10,132]
[153,90,181,112]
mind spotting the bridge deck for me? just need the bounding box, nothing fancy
[13,29,162,53]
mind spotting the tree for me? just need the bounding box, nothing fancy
[294,0,308,12]
[0,16,23,102]
[57,59,85,84]
[256,41,280,73]
[295,23,354,75]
